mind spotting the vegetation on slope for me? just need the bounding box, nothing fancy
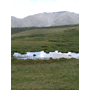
[11,24,79,34]
[11,26,79,57]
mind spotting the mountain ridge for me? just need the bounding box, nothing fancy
[11,11,79,27]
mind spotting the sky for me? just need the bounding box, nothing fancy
[11,0,80,18]
[11,0,79,18]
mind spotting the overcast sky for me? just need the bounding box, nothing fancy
[11,0,79,18]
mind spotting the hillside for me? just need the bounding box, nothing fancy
[11,24,79,37]
[11,24,79,57]
[11,11,79,27]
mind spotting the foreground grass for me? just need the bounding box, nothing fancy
[11,58,79,90]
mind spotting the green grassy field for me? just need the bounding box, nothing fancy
[11,24,79,35]
[12,58,79,90]
[11,24,79,38]
[11,24,79,56]
[11,24,79,90]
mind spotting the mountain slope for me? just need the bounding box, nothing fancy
[11,11,79,27]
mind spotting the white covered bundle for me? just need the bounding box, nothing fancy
[13,50,79,60]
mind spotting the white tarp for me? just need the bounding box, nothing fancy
[13,50,79,60]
